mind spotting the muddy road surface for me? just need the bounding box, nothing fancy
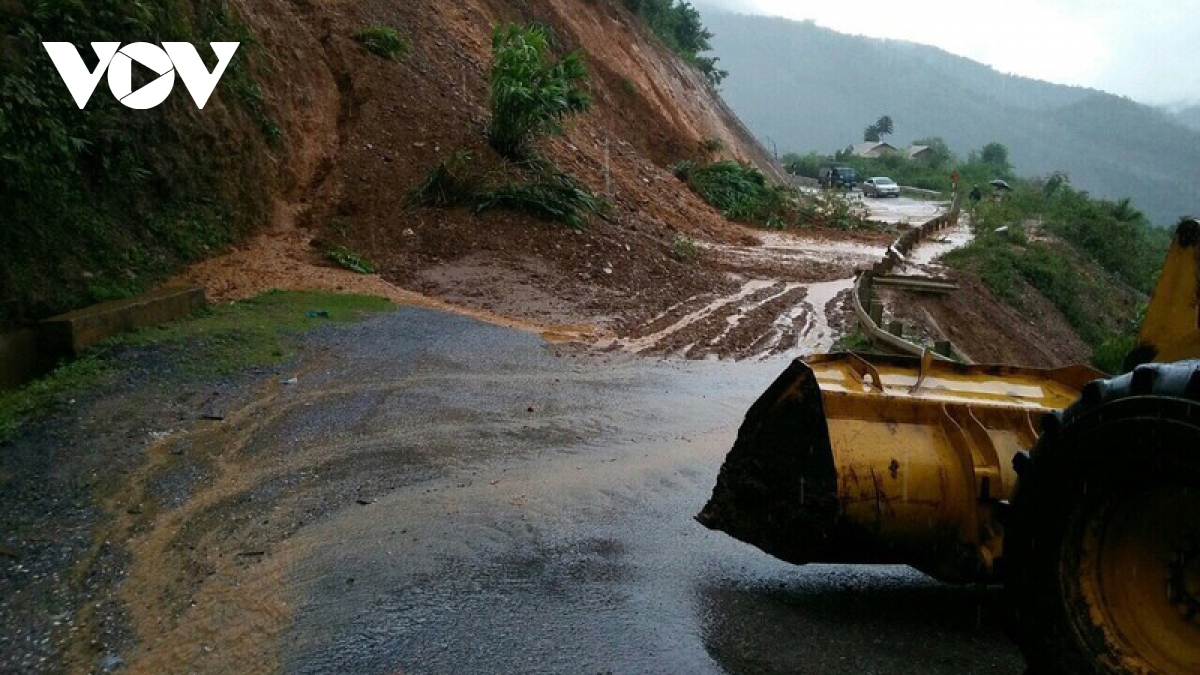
[1,306,1023,674]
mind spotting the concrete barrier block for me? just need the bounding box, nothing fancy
[42,286,207,357]
[0,328,42,390]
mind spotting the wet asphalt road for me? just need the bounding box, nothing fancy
[267,307,1023,674]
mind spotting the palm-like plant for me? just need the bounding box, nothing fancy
[487,24,591,159]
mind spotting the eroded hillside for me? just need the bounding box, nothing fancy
[177,0,789,335]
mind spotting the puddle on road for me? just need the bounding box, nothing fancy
[862,196,951,227]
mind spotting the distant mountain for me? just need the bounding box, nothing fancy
[697,9,1200,225]
[1170,104,1200,132]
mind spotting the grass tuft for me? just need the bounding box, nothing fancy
[355,25,412,60]
[327,246,376,274]
[0,291,392,443]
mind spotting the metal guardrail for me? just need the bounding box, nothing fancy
[851,196,970,362]
[897,186,945,199]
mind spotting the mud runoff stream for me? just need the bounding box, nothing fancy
[60,308,1021,674]
[603,196,962,361]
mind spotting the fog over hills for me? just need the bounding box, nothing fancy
[699,9,1200,225]
[1169,104,1200,133]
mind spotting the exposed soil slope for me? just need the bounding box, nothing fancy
[881,271,1091,367]
[176,1,1100,369]
[181,0,786,335]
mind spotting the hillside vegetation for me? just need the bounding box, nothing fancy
[784,138,1012,193]
[621,0,726,86]
[941,177,1171,372]
[0,0,276,325]
[697,8,1200,227]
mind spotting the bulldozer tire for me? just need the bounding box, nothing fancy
[1007,360,1200,675]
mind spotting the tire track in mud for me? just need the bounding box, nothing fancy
[603,206,965,362]
[605,277,856,361]
[603,228,887,360]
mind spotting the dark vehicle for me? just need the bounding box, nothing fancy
[818,165,858,189]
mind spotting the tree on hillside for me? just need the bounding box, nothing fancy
[622,0,726,86]
[863,115,894,143]
[1043,171,1070,196]
[980,142,1010,169]
[875,115,894,138]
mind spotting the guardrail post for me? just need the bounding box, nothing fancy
[869,301,884,326]
[859,274,874,304]
[888,320,905,337]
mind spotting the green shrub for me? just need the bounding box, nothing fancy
[669,160,695,180]
[674,159,872,230]
[409,153,602,229]
[487,24,591,159]
[1091,333,1136,375]
[833,331,877,353]
[408,151,481,207]
[671,236,698,261]
[408,24,599,229]
[355,25,411,60]
[475,166,602,230]
[682,161,795,224]
[684,161,768,216]
[327,246,375,274]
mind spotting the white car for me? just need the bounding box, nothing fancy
[863,176,901,198]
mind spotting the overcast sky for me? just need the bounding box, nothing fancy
[697,0,1200,106]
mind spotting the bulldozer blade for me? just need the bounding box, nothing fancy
[698,352,1102,580]
[696,358,841,565]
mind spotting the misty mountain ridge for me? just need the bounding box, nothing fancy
[1166,103,1200,132]
[696,9,1200,225]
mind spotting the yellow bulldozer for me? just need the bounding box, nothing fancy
[698,218,1200,674]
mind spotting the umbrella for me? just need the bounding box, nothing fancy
[989,179,1012,191]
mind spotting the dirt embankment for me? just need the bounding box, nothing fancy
[181,0,787,336]
[180,0,1096,369]
[880,271,1092,367]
